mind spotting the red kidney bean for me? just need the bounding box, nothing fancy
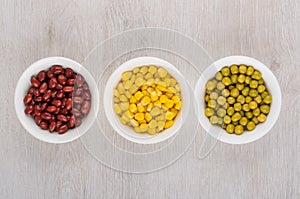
[75,88,83,96]
[67,78,75,85]
[60,108,68,115]
[56,84,63,90]
[65,68,74,78]
[23,93,32,105]
[49,77,57,89]
[69,115,75,128]
[56,90,64,98]
[57,124,68,134]
[37,71,46,82]
[49,121,56,132]
[82,83,89,91]
[43,90,52,101]
[34,96,43,102]
[57,114,68,122]
[81,101,91,115]
[47,70,54,78]
[57,74,67,85]
[52,100,62,107]
[56,121,63,130]
[24,105,34,114]
[73,96,84,104]
[40,122,49,130]
[63,86,74,92]
[39,82,48,93]
[34,116,42,125]
[46,106,57,113]
[83,91,91,100]
[41,103,47,111]
[75,75,85,87]
[41,112,52,120]
[33,88,40,96]
[30,76,40,88]
[66,98,72,110]
[72,108,81,117]
[50,65,63,72]
[53,107,60,115]
[75,104,81,110]
[75,117,82,127]
[53,67,64,75]
[28,88,34,94]
[34,106,41,116]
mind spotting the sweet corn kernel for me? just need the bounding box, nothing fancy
[114,89,120,97]
[136,73,143,77]
[117,83,125,94]
[137,103,145,112]
[161,104,168,111]
[120,117,127,124]
[165,111,176,120]
[134,126,142,133]
[169,78,177,86]
[140,123,148,132]
[140,66,148,74]
[165,99,174,108]
[142,90,150,96]
[157,85,167,92]
[145,112,152,122]
[134,91,143,101]
[166,93,174,98]
[146,78,155,85]
[150,107,161,116]
[145,73,153,80]
[167,87,176,94]
[157,81,167,87]
[172,96,180,103]
[119,95,128,102]
[134,112,144,121]
[148,128,157,135]
[121,71,132,81]
[141,96,151,106]
[175,101,181,110]
[129,84,139,94]
[135,77,146,87]
[153,100,161,107]
[150,91,158,101]
[129,119,139,127]
[133,67,139,73]
[165,78,171,87]
[147,103,153,111]
[129,103,137,113]
[124,80,133,89]
[114,97,120,103]
[156,115,165,121]
[139,119,147,124]
[159,95,168,103]
[121,115,130,122]
[124,110,134,119]
[141,84,148,91]
[130,96,137,103]
[164,120,174,129]
[114,104,122,115]
[148,120,157,128]
[157,121,165,130]
[175,84,181,91]
[124,91,131,99]
[158,67,168,78]
[149,65,157,74]
[120,102,129,111]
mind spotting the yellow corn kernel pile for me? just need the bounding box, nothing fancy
[113,65,182,135]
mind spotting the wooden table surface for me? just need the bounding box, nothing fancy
[0,0,299,198]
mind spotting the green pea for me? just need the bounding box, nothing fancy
[252,117,259,124]
[236,83,245,91]
[223,115,231,124]
[221,67,230,76]
[210,92,218,100]
[237,95,245,104]
[242,104,250,112]
[239,117,248,126]
[217,82,225,90]
[227,107,235,116]
[226,124,235,134]
[257,113,267,123]
[222,123,227,129]
[237,74,246,83]
[209,116,219,124]
[246,121,256,131]
[240,111,245,117]
[232,121,239,126]
[208,100,217,108]
[257,85,266,93]
[228,85,235,90]
[261,91,269,98]
[239,65,247,74]
[234,103,242,111]
[245,76,251,84]
[249,101,258,109]
[205,94,210,102]
[221,89,230,97]
[230,65,239,74]
[217,96,226,105]
[205,108,214,117]
[206,80,216,90]
[245,111,253,119]
[252,70,262,80]
[260,105,270,114]
[249,80,258,88]
[254,95,262,104]
[215,72,223,81]
[223,103,229,109]
[232,112,241,122]
[258,79,264,85]
[253,107,260,116]
[235,125,244,135]
[217,117,223,125]
[245,96,252,103]
[231,75,238,84]
[230,88,239,98]
[242,87,250,96]
[263,95,272,104]
[217,108,226,117]
[222,77,232,86]
[246,66,255,76]
[249,89,258,97]
[227,96,236,104]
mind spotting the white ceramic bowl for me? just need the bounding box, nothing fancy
[195,56,281,144]
[15,57,99,144]
[104,57,190,144]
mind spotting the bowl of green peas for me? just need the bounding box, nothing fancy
[195,56,281,144]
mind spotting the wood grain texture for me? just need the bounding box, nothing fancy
[0,0,299,198]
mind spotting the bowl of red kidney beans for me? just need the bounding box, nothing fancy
[15,57,99,143]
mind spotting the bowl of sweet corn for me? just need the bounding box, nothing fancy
[103,57,190,144]
[195,56,281,144]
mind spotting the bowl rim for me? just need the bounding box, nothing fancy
[195,55,282,144]
[14,56,99,144]
[103,56,190,144]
